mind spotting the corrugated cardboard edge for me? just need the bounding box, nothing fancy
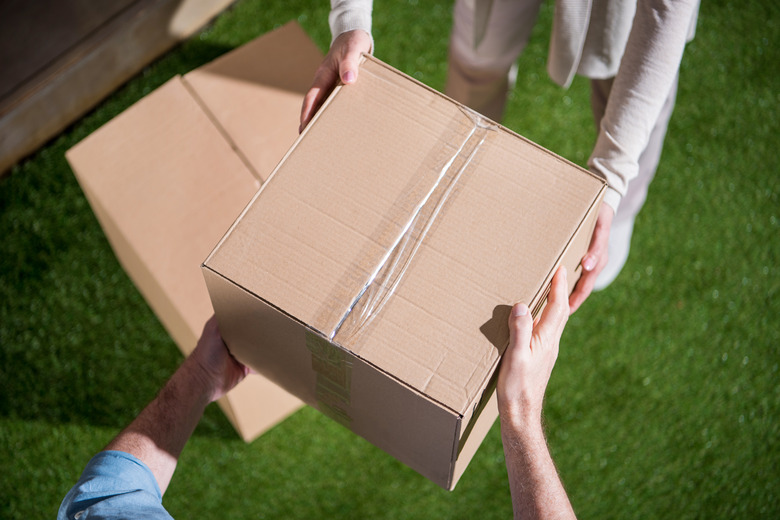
[531,183,607,319]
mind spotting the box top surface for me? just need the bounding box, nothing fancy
[205,55,604,414]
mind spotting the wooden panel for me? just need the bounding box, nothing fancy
[0,0,237,175]
[0,0,137,102]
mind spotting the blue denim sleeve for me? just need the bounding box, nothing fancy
[58,450,174,520]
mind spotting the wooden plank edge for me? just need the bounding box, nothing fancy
[0,0,237,176]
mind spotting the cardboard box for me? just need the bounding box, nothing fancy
[202,54,606,488]
[65,21,323,441]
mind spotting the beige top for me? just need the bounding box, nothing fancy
[329,0,700,213]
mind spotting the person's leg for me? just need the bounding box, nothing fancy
[446,0,544,122]
[591,74,680,290]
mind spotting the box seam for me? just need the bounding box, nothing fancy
[202,77,350,266]
[179,74,261,181]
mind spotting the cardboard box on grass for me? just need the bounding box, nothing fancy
[65,22,322,441]
[202,54,606,489]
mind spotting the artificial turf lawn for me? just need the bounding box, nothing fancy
[1,0,778,518]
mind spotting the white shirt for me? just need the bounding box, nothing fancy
[328,0,700,213]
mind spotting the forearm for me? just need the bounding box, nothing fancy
[501,417,576,520]
[104,357,211,495]
[329,0,373,42]
[589,0,698,213]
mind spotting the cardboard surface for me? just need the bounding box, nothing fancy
[204,55,605,488]
[184,21,322,182]
[66,21,323,441]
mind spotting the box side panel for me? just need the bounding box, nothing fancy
[72,171,188,343]
[66,76,258,353]
[343,343,460,489]
[65,75,304,441]
[221,375,302,442]
[203,267,459,488]
[450,392,499,490]
[203,267,318,404]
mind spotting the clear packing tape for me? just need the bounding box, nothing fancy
[306,331,354,428]
[329,107,498,345]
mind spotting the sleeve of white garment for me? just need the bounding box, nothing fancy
[589,0,698,213]
[329,0,374,46]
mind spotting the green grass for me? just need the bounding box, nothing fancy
[1,0,778,518]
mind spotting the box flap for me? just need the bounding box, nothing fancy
[183,21,323,182]
[205,55,605,415]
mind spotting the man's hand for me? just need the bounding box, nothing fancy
[569,203,614,314]
[101,316,247,494]
[299,29,372,133]
[497,267,577,519]
[497,266,569,426]
[186,315,249,404]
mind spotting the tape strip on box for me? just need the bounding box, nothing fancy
[306,330,354,428]
[306,103,496,423]
[329,107,497,345]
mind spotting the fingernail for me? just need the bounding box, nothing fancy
[513,303,528,317]
[343,71,355,83]
[582,256,596,271]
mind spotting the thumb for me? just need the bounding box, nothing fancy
[507,303,533,356]
[339,53,361,84]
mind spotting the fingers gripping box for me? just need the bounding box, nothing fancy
[203,55,605,489]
